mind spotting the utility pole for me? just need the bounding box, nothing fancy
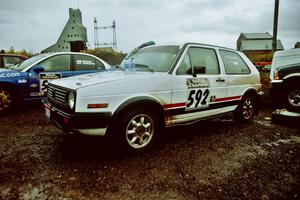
[272,0,279,53]
[94,17,99,48]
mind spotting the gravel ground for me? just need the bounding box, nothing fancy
[0,103,300,200]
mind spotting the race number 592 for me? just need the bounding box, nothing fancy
[186,89,209,110]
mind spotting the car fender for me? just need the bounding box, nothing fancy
[112,95,165,117]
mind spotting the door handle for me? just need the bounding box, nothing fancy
[216,78,225,82]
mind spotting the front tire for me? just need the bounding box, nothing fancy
[234,95,256,122]
[286,88,300,112]
[0,87,16,113]
[114,107,161,154]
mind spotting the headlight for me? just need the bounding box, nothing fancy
[68,91,75,109]
[274,69,280,80]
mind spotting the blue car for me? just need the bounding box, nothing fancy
[0,52,109,112]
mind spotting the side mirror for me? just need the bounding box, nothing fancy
[193,66,206,77]
[32,65,45,74]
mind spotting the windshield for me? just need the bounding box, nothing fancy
[11,54,48,71]
[120,45,180,72]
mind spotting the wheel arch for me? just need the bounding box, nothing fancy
[283,76,300,88]
[110,96,165,127]
[0,81,19,91]
[241,88,260,115]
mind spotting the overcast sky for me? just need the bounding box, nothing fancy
[0,0,299,53]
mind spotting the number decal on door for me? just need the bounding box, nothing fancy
[186,89,210,110]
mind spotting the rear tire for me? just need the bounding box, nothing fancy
[234,94,256,122]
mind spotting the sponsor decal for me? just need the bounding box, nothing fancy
[186,78,209,88]
[18,79,27,83]
[210,96,216,102]
[40,73,62,80]
[0,72,21,78]
[76,60,95,65]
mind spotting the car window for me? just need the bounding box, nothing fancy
[177,52,192,75]
[176,47,219,75]
[220,50,250,74]
[121,46,180,72]
[95,59,105,70]
[3,56,22,68]
[13,54,48,71]
[38,55,71,72]
[74,55,97,71]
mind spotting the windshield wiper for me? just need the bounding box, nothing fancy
[135,64,154,72]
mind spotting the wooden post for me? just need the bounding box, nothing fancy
[272,0,279,53]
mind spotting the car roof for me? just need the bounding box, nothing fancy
[40,52,97,56]
[21,51,109,72]
[141,42,237,52]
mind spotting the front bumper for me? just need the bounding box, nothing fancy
[43,98,111,136]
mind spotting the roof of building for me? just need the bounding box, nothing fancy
[241,32,273,40]
[240,39,284,51]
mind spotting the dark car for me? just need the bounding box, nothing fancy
[0,53,28,69]
[270,49,300,112]
[0,52,109,112]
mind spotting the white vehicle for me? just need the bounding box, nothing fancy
[44,42,263,153]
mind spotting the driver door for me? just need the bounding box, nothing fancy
[27,54,72,97]
[168,46,228,124]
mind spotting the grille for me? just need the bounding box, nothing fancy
[47,84,68,107]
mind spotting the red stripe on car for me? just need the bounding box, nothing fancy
[163,102,186,109]
[215,96,241,102]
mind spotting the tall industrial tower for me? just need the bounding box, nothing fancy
[94,18,117,51]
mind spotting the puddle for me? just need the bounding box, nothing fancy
[265,136,300,147]
[255,120,272,127]
[291,136,300,144]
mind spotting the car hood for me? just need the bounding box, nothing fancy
[51,71,165,90]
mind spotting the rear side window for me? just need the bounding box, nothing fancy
[38,55,71,71]
[96,59,105,70]
[74,55,97,71]
[220,50,250,74]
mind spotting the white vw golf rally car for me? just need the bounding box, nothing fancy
[44,42,263,153]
